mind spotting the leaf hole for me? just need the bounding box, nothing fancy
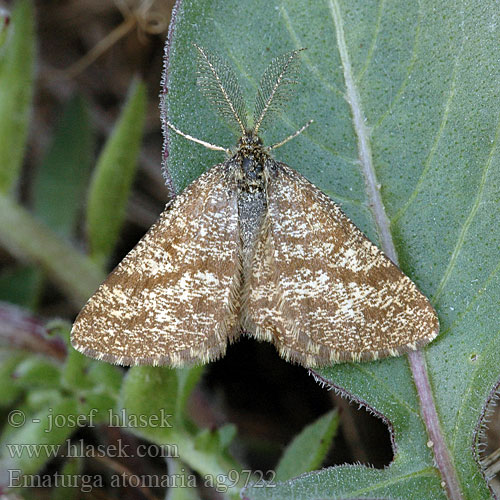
[205,337,393,471]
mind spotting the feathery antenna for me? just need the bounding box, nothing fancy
[195,44,248,135]
[253,49,305,134]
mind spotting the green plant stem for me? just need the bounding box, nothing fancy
[0,193,105,309]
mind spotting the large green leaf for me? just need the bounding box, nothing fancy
[164,1,500,499]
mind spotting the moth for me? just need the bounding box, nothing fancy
[71,45,439,368]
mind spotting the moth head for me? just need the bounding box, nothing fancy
[238,131,263,148]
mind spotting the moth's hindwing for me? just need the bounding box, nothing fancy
[71,163,241,366]
[245,162,439,367]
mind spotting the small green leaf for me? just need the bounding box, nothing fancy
[194,423,237,456]
[60,347,93,391]
[194,427,217,451]
[275,409,338,481]
[218,423,237,450]
[87,361,123,393]
[119,366,177,441]
[25,388,63,412]
[170,430,243,497]
[53,457,82,500]
[175,365,204,421]
[80,363,123,418]
[86,79,147,266]
[0,0,35,193]
[81,393,117,423]
[14,357,61,388]
[32,95,94,237]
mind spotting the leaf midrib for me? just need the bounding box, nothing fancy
[327,1,463,499]
[327,0,397,258]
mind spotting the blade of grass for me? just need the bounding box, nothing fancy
[86,79,147,267]
[0,0,35,193]
[275,409,339,481]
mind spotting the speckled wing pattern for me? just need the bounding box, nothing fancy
[245,162,439,367]
[71,163,242,366]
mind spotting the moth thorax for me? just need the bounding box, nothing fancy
[236,133,268,193]
[238,156,263,192]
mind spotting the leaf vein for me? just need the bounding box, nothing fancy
[280,5,344,97]
[355,0,386,83]
[432,114,500,303]
[328,0,397,257]
[391,78,456,225]
[372,0,423,131]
